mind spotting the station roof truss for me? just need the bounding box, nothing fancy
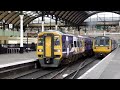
[0,11,119,27]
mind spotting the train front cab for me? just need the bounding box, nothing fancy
[93,36,112,57]
[37,32,62,67]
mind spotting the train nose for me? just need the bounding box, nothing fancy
[44,58,53,64]
[46,58,50,63]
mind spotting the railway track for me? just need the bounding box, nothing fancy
[50,57,96,79]
[0,61,37,79]
[12,58,85,79]
[15,67,65,79]
[38,56,98,79]
[1,56,100,79]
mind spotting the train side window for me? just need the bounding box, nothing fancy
[105,39,109,46]
[77,41,80,47]
[65,41,68,47]
[62,41,66,52]
[79,41,82,47]
[74,41,77,47]
[71,43,73,47]
[38,36,44,46]
[54,36,60,46]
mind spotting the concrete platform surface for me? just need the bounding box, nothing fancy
[100,48,120,79]
[78,48,120,79]
[0,52,37,68]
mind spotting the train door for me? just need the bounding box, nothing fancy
[43,33,54,58]
[45,36,52,57]
[73,37,77,53]
[66,36,69,56]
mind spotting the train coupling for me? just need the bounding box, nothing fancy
[44,57,53,64]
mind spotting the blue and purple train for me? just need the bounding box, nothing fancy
[37,30,94,67]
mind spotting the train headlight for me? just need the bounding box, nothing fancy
[38,49,43,52]
[54,49,60,52]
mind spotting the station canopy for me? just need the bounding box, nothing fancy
[0,11,120,27]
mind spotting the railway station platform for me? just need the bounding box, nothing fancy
[0,51,37,68]
[78,48,120,79]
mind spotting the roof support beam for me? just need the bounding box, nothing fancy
[24,17,35,26]
[4,11,16,22]
[7,13,19,24]
[0,11,8,21]
[69,11,79,22]
[15,15,29,26]
[71,12,84,24]
[0,12,10,22]
[64,11,75,20]
[54,11,61,16]
[78,15,89,25]
[11,15,20,25]
[57,11,66,18]
[73,12,85,22]
[73,12,87,24]
[66,11,78,20]
[75,14,88,25]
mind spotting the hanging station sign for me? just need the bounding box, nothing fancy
[9,24,13,29]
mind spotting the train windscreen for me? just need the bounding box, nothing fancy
[95,37,110,46]
[38,36,44,46]
[54,36,60,46]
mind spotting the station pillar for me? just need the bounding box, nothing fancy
[42,12,44,32]
[55,25,58,30]
[55,17,58,30]
[19,14,24,54]
[42,21,44,32]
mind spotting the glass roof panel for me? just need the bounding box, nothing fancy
[23,11,41,17]
[15,11,41,17]
[84,12,120,22]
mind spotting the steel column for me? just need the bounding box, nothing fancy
[19,14,24,53]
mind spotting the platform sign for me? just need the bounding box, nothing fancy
[9,24,13,29]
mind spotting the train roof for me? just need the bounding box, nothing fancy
[41,30,76,37]
[94,36,115,40]
[95,36,110,38]
[44,30,65,34]
[78,35,92,39]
